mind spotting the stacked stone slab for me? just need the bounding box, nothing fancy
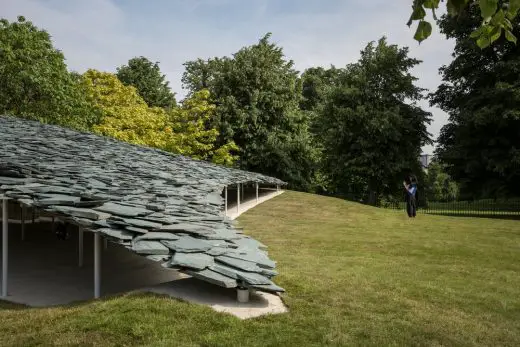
[0,116,285,294]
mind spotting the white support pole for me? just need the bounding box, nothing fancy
[224,186,228,216]
[94,232,101,299]
[2,198,8,297]
[256,183,259,203]
[21,205,26,241]
[78,227,84,268]
[237,183,240,213]
[277,184,280,192]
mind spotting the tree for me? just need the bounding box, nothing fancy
[424,161,460,201]
[182,34,319,189]
[316,38,432,203]
[407,0,520,48]
[116,56,177,109]
[166,89,238,165]
[83,69,236,164]
[431,3,520,198]
[0,16,99,130]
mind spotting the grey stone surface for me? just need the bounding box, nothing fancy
[36,194,81,206]
[215,256,263,273]
[121,218,163,229]
[98,228,134,241]
[134,232,181,242]
[132,240,170,255]
[159,223,213,235]
[210,264,272,285]
[205,247,230,256]
[161,236,213,253]
[225,249,276,269]
[125,226,149,234]
[249,283,285,293]
[51,206,111,220]
[0,115,285,294]
[231,237,268,250]
[168,253,214,270]
[94,202,152,217]
[185,269,237,288]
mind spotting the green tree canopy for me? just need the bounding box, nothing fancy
[182,33,319,189]
[83,69,236,165]
[0,16,99,130]
[313,38,432,202]
[431,3,520,198]
[424,160,460,201]
[116,56,177,109]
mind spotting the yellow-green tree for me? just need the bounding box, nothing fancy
[82,69,237,165]
[166,89,238,165]
[83,69,171,148]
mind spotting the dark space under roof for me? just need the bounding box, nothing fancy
[0,116,285,293]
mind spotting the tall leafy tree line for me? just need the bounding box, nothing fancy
[0,16,434,201]
[5,13,514,202]
[432,2,520,198]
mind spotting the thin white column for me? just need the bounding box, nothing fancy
[2,198,8,297]
[94,232,101,298]
[237,183,240,213]
[224,186,228,216]
[256,183,259,203]
[78,227,84,267]
[21,205,26,241]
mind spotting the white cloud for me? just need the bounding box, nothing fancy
[2,0,454,153]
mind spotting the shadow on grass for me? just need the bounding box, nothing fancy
[0,291,188,311]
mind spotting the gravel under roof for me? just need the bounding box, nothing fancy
[0,116,285,293]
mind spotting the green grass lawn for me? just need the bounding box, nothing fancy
[1,191,520,346]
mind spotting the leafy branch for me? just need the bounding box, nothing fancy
[408,0,520,48]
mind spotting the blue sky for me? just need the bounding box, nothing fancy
[3,0,454,153]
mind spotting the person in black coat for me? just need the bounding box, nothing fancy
[403,174,418,218]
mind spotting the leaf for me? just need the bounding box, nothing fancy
[504,18,513,30]
[470,27,483,38]
[414,20,433,42]
[475,24,497,49]
[505,29,518,44]
[423,0,440,9]
[407,5,426,26]
[479,0,499,20]
[509,0,520,14]
[476,34,492,48]
[489,25,502,43]
[490,9,505,25]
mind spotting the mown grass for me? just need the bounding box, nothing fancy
[1,191,520,346]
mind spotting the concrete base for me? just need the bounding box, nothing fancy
[143,279,287,320]
[0,223,287,319]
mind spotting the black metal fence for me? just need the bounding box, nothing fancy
[379,198,520,218]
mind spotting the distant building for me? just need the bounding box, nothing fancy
[420,154,431,169]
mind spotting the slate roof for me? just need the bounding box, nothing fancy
[0,116,285,293]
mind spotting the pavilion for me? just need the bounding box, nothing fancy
[0,116,286,307]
